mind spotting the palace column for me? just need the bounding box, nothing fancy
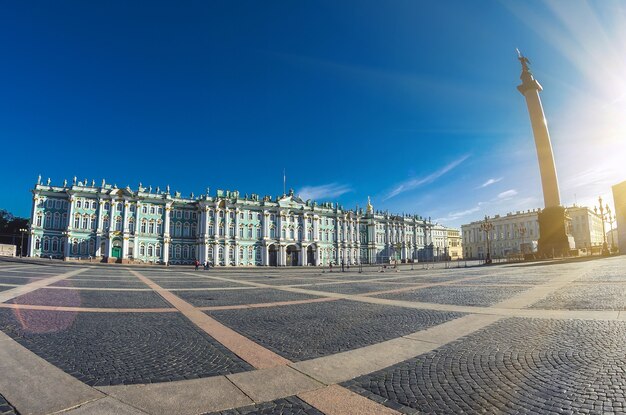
[517,51,572,256]
[64,195,75,258]
[163,203,171,264]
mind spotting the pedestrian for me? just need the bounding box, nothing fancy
[194,260,199,271]
[341,259,345,272]
[329,262,333,272]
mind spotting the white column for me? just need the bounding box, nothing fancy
[313,216,319,242]
[301,245,307,266]
[263,244,269,266]
[163,204,171,264]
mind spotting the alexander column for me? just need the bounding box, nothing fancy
[517,50,572,257]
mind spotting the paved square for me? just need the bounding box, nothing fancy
[1,256,625,415]
[208,299,465,361]
[343,317,626,414]
[373,284,530,307]
[0,309,252,386]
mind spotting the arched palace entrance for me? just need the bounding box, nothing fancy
[268,244,278,266]
[307,245,316,266]
[286,245,299,266]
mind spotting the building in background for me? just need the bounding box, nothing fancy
[613,181,626,254]
[461,206,603,259]
[28,177,459,266]
[446,228,463,260]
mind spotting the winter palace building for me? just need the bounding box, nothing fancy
[28,177,453,266]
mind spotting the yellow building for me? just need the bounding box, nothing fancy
[446,228,463,260]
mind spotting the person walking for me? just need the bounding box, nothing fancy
[194,260,199,271]
[341,259,345,272]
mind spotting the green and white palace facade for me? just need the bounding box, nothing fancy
[28,177,451,266]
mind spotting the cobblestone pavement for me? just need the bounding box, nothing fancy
[304,282,418,294]
[9,288,173,308]
[0,309,252,386]
[0,394,18,415]
[176,288,320,307]
[531,283,626,310]
[2,257,626,415]
[209,299,465,361]
[373,284,530,307]
[344,317,626,414]
[206,396,323,415]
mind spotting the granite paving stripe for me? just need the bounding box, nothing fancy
[0,329,104,415]
[175,288,321,307]
[156,281,247,289]
[9,288,174,309]
[0,267,89,303]
[99,376,253,415]
[298,385,402,415]
[205,395,324,415]
[0,309,253,386]
[208,299,465,362]
[60,396,150,414]
[132,270,291,369]
[0,303,177,312]
[372,285,531,307]
[226,366,323,403]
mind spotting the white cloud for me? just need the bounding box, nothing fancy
[298,183,352,201]
[383,155,470,201]
[477,177,503,189]
[497,189,518,200]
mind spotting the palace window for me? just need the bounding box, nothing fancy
[239,226,244,238]
[83,215,90,229]
[89,239,95,255]
[72,240,79,254]
[52,238,58,252]
[74,215,80,228]
[270,226,276,239]
[142,205,147,214]
[248,226,253,238]
[229,211,234,219]
[184,211,190,220]
[80,241,87,255]
[141,220,147,233]
[43,237,49,251]
[175,245,181,259]
[128,218,135,234]
[117,203,123,212]
[53,213,60,229]
[104,202,110,210]
[208,247,213,261]
[44,212,51,229]
[257,213,261,220]
[156,244,161,257]
[282,229,286,239]
[248,212,253,220]
[158,207,163,215]
[229,225,235,237]
[149,206,155,215]
[35,238,40,250]
[307,229,313,240]
[240,212,244,220]
[239,247,244,260]
[130,204,135,212]
[256,227,261,238]
[55,200,61,209]
[175,222,182,236]
[218,247,224,260]
[148,245,154,257]
[140,244,146,256]
[183,245,189,259]
[191,226,196,237]
[149,220,155,234]
[208,225,214,236]
[290,228,295,239]
[183,223,190,237]
[76,200,82,209]
[255,247,261,261]
[298,227,302,240]
[219,224,224,236]
[219,211,224,219]
[157,221,163,234]
[36,214,42,227]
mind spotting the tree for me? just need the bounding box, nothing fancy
[0,210,29,245]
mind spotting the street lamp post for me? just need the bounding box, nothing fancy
[19,228,28,257]
[607,211,616,252]
[480,215,494,264]
[594,196,611,256]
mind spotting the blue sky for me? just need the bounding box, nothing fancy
[1,0,625,227]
